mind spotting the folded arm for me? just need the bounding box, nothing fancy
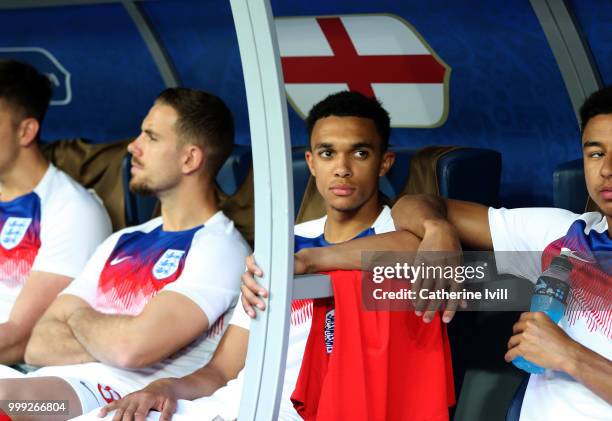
[296,230,421,274]
[391,194,493,250]
[67,291,209,369]
[0,271,73,364]
[25,294,96,366]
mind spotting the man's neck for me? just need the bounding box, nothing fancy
[323,194,382,244]
[0,147,49,202]
[606,215,612,239]
[159,179,220,231]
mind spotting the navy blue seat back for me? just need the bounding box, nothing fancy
[122,153,158,227]
[553,158,588,214]
[437,148,502,207]
[217,145,252,196]
[386,146,417,196]
[506,376,529,421]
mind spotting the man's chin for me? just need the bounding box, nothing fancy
[327,197,363,213]
[595,201,612,218]
[129,181,155,197]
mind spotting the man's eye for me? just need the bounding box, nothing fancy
[355,150,369,159]
[319,150,333,158]
[589,151,604,158]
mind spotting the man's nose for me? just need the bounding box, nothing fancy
[127,134,143,156]
[334,155,352,178]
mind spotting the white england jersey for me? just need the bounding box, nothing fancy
[0,164,111,322]
[33,211,250,397]
[489,207,612,421]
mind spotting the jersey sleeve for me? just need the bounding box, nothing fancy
[31,191,111,279]
[163,229,250,326]
[373,205,396,234]
[488,207,578,281]
[228,295,252,330]
[59,232,120,306]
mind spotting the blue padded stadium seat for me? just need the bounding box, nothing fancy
[437,148,502,207]
[123,146,254,226]
[506,376,529,421]
[122,153,157,227]
[553,158,588,214]
[216,145,252,196]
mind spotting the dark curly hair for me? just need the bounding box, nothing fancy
[306,91,391,151]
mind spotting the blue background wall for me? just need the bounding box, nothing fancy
[0,0,609,208]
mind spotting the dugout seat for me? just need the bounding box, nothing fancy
[436,148,502,207]
[552,158,590,214]
[506,376,529,421]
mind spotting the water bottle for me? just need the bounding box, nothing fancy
[512,254,572,374]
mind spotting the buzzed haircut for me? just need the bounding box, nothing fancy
[306,91,391,151]
[580,85,612,134]
[0,60,53,127]
[156,88,234,178]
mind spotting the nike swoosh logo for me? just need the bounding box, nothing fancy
[560,247,592,263]
[110,256,132,266]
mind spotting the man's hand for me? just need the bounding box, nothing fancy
[411,219,464,324]
[241,249,316,317]
[98,378,178,421]
[505,312,576,371]
[294,248,311,275]
[241,255,268,318]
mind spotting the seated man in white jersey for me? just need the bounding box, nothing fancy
[93,91,443,421]
[389,86,612,420]
[0,60,111,365]
[0,88,250,419]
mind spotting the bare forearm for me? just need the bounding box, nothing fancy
[301,231,420,273]
[565,342,612,404]
[171,365,235,400]
[25,320,95,366]
[0,322,28,364]
[392,194,448,237]
[68,308,134,366]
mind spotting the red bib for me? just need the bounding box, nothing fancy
[292,270,454,421]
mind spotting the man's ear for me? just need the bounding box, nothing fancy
[18,118,40,147]
[378,151,395,177]
[305,150,316,177]
[182,144,205,174]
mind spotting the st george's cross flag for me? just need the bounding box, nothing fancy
[275,14,451,127]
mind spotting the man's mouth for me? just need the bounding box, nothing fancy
[131,160,144,170]
[599,187,612,200]
[330,184,355,197]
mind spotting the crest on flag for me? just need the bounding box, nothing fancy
[0,217,32,250]
[275,14,450,127]
[152,249,185,280]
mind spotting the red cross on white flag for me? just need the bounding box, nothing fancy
[275,14,450,127]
